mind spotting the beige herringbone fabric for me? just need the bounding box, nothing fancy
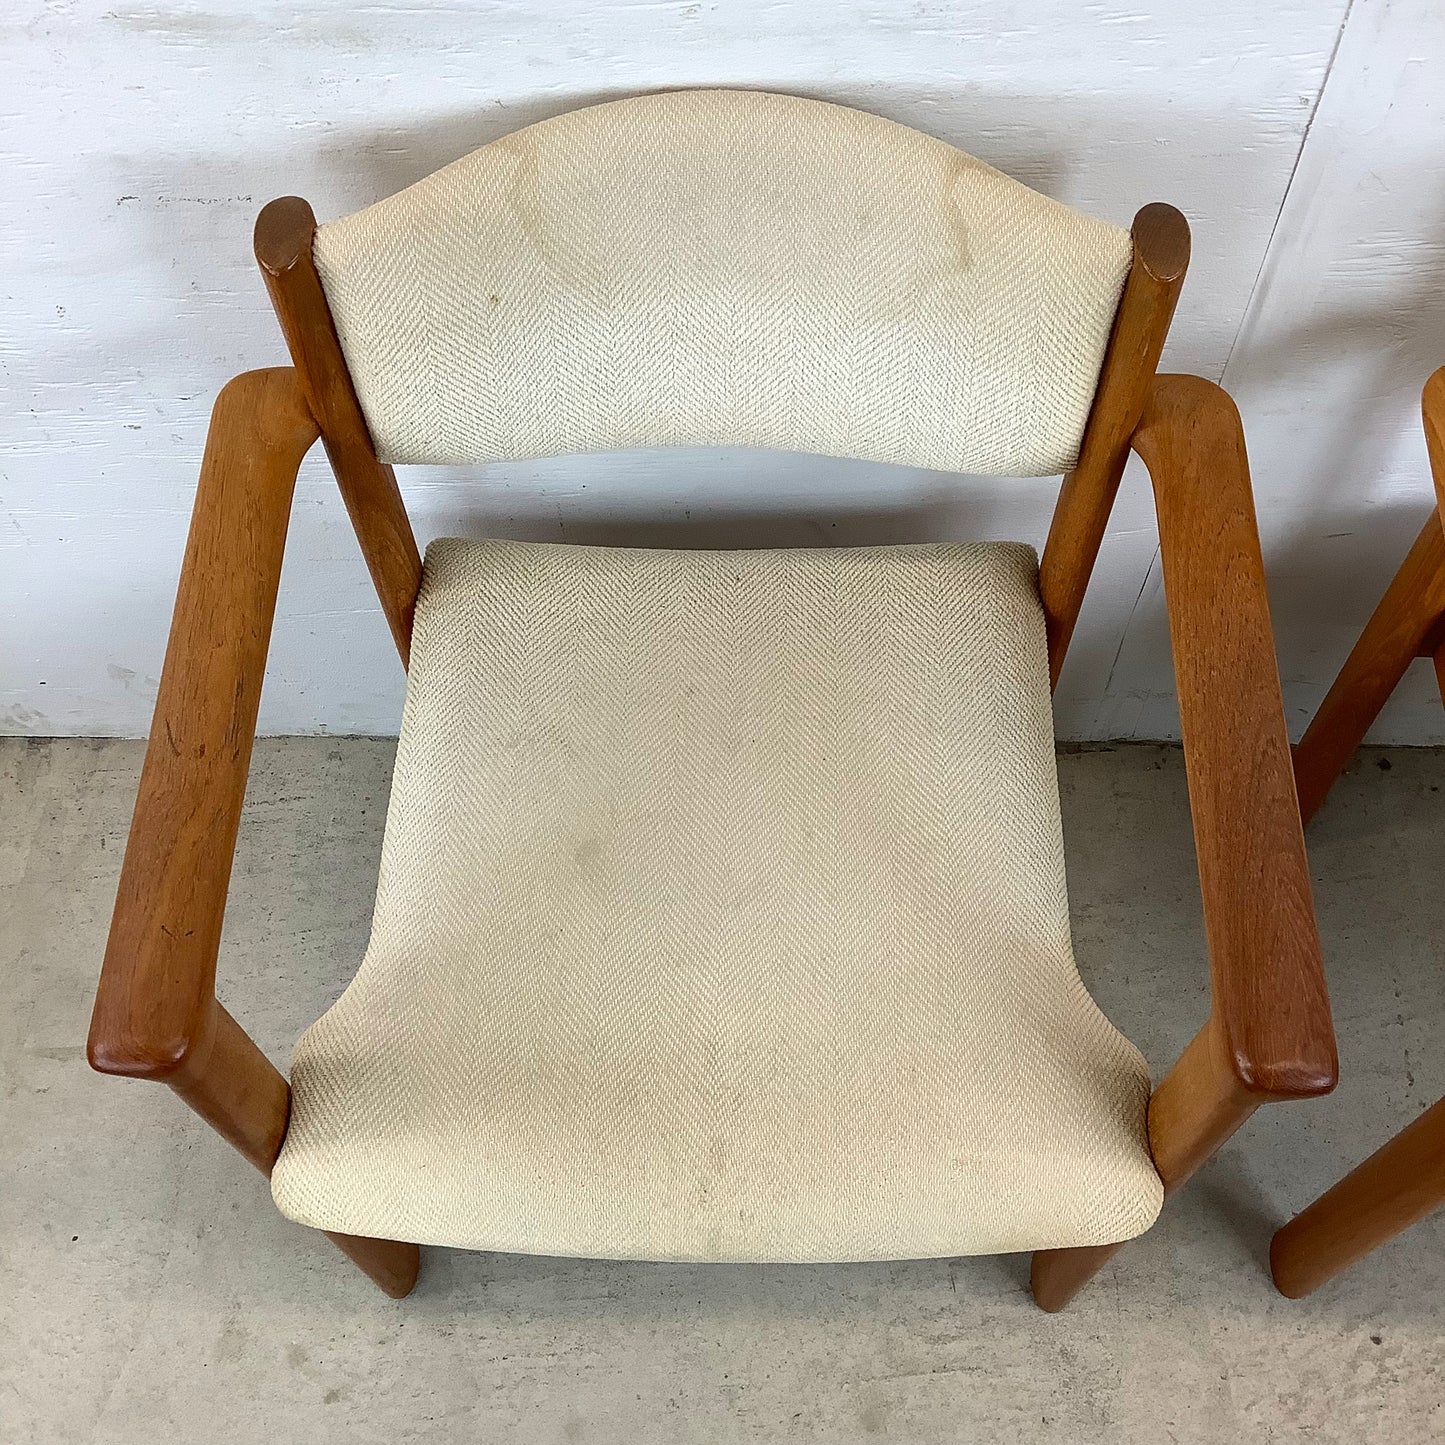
[313,89,1132,475]
[272,539,1162,1260]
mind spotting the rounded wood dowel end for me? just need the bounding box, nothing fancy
[1268,1226,1316,1300]
[1131,202,1191,285]
[254,196,319,277]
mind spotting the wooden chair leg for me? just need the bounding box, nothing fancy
[168,1003,421,1298]
[1270,1095,1445,1298]
[1031,1021,1260,1311]
[1293,513,1445,825]
[1030,1240,1125,1312]
[325,1229,422,1298]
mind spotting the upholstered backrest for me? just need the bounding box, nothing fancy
[314,89,1133,476]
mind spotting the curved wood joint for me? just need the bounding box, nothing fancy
[1131,374,1337,1100]
[1040,203,1190,685]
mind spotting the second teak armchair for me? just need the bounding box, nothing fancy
[88,88,1336,1308]
[1270,366,1445,1299]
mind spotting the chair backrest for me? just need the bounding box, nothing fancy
[311,88,1133,476]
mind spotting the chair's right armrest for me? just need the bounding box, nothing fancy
[88,369,318,1079]
[1131,374,1336,1103]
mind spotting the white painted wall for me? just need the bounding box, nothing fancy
[3,0,1441,741]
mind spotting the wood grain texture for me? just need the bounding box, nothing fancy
[1040,203,1189,685]
[1270,1095,1445,1298]
[88,368,318,1078]
[1131,374,1337,1099]
[255,196,423,665]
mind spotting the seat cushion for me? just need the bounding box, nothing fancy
[271,538,1162,1261]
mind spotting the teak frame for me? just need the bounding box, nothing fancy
[88,194,1337,1308]
[1269,366,1445,1299]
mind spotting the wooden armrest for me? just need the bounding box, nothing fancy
[1131,374,1337,1099]
[88,368,319,1079]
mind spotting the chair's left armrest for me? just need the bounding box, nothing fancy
[88,368,318,1080]
[1131,374,1337,1100]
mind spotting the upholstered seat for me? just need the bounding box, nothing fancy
[271,536,1162,1261]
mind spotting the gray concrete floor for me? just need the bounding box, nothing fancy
[3,738,1442,1444]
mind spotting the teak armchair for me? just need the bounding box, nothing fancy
[1271,366,1445,1299]
[88,90,1336,1308]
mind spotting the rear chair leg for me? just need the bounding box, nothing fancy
[1292,514,1445,825]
